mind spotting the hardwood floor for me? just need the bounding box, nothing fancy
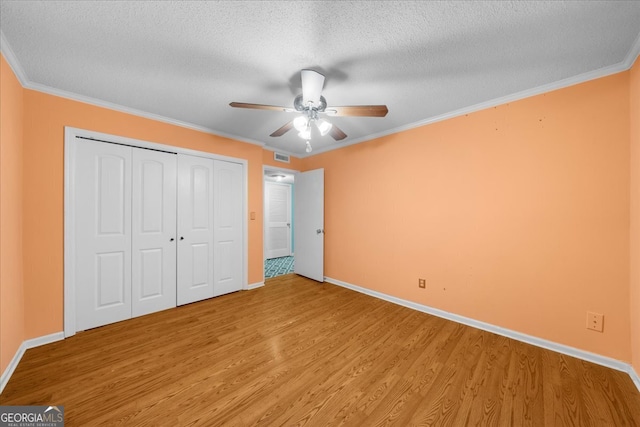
[2,274,639,426]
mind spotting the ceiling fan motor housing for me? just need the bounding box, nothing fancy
[294,94,327,113]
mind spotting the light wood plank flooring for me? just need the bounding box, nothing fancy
[2,274,639,425]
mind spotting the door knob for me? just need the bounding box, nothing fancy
[316,229,324,234]
[180,236,184,241]
[170,238,175,242]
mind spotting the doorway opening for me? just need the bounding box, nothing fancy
[264,168,295,279]
[264,256,294,278]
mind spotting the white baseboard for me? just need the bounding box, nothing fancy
[25,332,65,349]
[325,277,640,392]
[246,281,264,290]
[0,342,26,394]
[629,366,640,392]
[0,331,64,394]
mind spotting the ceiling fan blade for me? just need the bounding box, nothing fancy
[329,124,347,141]
[229,102,293,112]
[270,121,295,137]
[325,105,388,117]
[301,69,325,106]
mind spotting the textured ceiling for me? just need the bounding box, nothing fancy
[1,1,640,156]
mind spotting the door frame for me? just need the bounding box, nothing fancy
[262,165,299,281]
[64,127,248,337]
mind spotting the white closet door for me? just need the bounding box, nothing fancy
[75,140,132,330]
[213,160,244,296]
[177,154,215,305]
[131,149,177,317]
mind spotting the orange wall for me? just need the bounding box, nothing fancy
[631,55,640,373]
[303,72,632,361]
[20,89,269,339]
[0,55,25,374]
[2,49,638,371]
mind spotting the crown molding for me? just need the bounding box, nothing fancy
[312,51,640,157]
[1,30,265,149]
[3,27,639,158]
[0,30,29,86]
[623,31,640,70]
[25,81,266,148]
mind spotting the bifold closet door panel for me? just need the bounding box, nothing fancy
[177,154,215,305]
[213,160,244,297]
[131,149,178,317]
[75,140,133,331]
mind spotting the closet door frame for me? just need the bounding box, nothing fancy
[64,127,248,337]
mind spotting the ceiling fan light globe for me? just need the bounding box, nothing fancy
[316,119,333,136]
[305,141,313,153]
[298,128,311,140]
[293,116,308,131]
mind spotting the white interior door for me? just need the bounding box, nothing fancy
[75,140,132,330]
[213,160,244,296]
[265,181,291,259]
[294,168,324,282]
[177,154,214,305]
[131,149,177,317]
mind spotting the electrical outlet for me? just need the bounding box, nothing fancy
[586,312,604,332]
[418,278,426,289]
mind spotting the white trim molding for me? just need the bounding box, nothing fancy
[325,277,640,392]
[31,81,266,148]
[623,31,640,70]
[0,30,29,86]
[246,282,265,291]
[308,42,640,158]
[0,31,264,149]
[309,57,640,157]
[0,332,64,394]
[24,332,65,349]
[0,344,26,395]
[630,367,640,392]
[4,27,640,160]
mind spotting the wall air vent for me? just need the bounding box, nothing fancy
[274,152,290,163]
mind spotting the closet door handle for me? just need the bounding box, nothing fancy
[180,236,184,241]
[170,238,175,242]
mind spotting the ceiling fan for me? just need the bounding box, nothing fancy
[230,69,388,152]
